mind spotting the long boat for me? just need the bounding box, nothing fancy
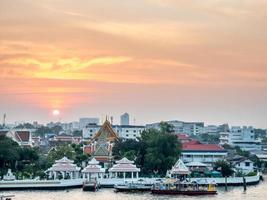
[151,180,217,196]
[114,180,152,192]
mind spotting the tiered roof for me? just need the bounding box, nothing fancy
[47,156,81,172]
[109,157,140,172]
[82,158,105,173]
[170,159,190,175]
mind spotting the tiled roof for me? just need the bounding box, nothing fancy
[176,134,190,140]
[182,143,225,151]
[16,131,30,142]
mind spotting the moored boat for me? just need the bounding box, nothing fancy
[82,180,99,192]
[151,179,217,196]
[114,180,152,192]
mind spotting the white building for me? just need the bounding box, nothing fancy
[120,113,130,126]
[231,158,255,174]
[219,126,261,151]
[79,118,100,129]
[146,120,204,135]
[0,129,33,147]
[83,124,145,140]
[181,142,227,166]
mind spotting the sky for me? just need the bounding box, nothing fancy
[0,0,267,127]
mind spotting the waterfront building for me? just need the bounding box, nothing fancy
[83,124,145,140]
[81,158,105,180]
[146,120,204,135]
[120,113,130,126]
[170,159,190,178]
[219,126,261,151]
[181,141,227,166]
[0,129,33,147]
[83,120,118,166]
[229,157,255,174]
[46,157,81,180]
[108,157,140,179]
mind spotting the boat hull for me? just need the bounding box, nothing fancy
[151,189,217,195]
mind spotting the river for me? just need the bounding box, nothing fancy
[1,180,267,200]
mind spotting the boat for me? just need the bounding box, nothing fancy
[114,179,152,192]
[0,195,15,200]
[151,179,217,195]
[82,180,99,192]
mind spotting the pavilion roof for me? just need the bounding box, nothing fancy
[47,156,80,172]
[109,157,140,172]
[171,159,190,175]
[82,158,105,173]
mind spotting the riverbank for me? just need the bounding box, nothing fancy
[1,179,267,200]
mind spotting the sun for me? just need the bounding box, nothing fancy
[52,109,60,116]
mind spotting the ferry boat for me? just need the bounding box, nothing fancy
[114,180,152,192]
[151,179,217,196]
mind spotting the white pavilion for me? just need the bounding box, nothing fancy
[170,159,190,178]
[81,158,105,180]
[46,157,81,180]
[108,157,140,179]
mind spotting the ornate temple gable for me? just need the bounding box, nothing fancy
[93,119,118,142]
[94,145,110,157]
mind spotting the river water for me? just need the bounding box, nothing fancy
[2,180,267,200]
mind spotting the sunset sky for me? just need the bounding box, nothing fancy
[0,0,267,127]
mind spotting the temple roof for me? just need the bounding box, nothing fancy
[93,119,118,141]
[171,159,190,175]
[109,157,140,172]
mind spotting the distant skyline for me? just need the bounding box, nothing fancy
[1,0,267,128]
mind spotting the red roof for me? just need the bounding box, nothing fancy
[182,143,225,151]
[176,134,190,140]
[16,131,30,142]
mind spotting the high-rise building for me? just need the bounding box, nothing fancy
[79,118,99,129]
[146,120,204,135]
[120,113,130,126]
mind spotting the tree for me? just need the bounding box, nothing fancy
[214,160,234,177]
[112,139,140,160]
[0,136,20,176]
[15,123,35,129]
[46,145,76,167]
[159,122,175,134]
[198,133,220,144]
[142,129,181,176]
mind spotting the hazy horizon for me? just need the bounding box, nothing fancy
[1,0,267,128]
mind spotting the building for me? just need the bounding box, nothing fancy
[120,113,130,126]
[108,157,140,179]
[79,118,100,129]
[0,129,33,147]
[146,120,204,135]
[169,159,190,178]
[181,141,227,167]
[228,156,255,174]
[219,126,261,151]
[81,158,105,180]
[83,120,118,166]
[83,124,145,140]
[203,125,219,134]
[46,157,81,179]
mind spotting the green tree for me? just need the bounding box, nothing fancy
[214,160,234,177]
[46,145,76,167]
[0,136,20,176]
[159,122,175,133]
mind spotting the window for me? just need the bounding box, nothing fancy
[126,130,129,132]
[126,134,129,137]
[90,129,93,132]
[245,162,250,167]
[133,130,136,133]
